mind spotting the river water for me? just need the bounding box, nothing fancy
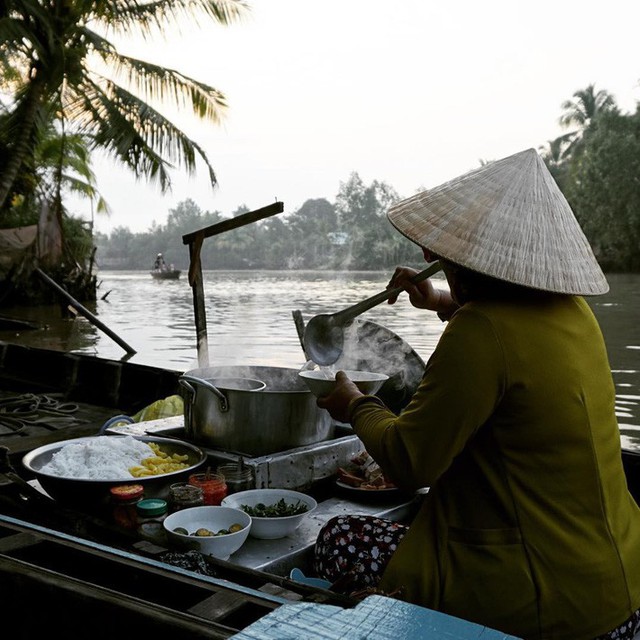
[1,270,639,447]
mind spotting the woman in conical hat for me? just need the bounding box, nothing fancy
[313,149,640,639]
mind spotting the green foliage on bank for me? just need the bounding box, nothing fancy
[557,109,640,271]
[93,173,426,272]
[541,84,640,273]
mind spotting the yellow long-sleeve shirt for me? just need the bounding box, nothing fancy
[350,295,640,639]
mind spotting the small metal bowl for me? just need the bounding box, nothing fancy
[21,435,207,506]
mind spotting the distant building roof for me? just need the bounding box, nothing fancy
[327,231,349,246]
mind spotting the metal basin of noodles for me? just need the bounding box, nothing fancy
[21,435,207,506]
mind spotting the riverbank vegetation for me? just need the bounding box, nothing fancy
[0,0,247,304]
[542,85,640,272]
[95,84,640,273]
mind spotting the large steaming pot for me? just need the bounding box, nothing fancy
[179,366,334,456]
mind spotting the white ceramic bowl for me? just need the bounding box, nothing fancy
[298,369,389,398]
[221,488,317,540]
[163,505,251,560]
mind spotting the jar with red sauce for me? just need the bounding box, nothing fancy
[110,483,144,530]
[188,472,227,505]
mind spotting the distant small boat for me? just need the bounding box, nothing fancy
[150,269,181,280]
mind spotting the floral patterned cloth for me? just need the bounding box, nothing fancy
[594,607,640,640]
[313,514,408,594]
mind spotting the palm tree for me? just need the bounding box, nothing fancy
[538,133,576,190]
[33,123,110,267]
[557,84,618,158]
[559,84,617,129]
[0,0,248,215]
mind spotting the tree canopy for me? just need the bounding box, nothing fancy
[93,175,425,272]
[541,83,640,272]
[0,0,247,287]
[0,0,248,208]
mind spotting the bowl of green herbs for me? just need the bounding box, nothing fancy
[221,488,317,539]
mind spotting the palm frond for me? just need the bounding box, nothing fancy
[90,0,249,38]
[559,84,618,130]
[63,172,111,215]
[0,4,68,71]
[98,50,227,122]
[2,0,234,211]
[67,77,218,192]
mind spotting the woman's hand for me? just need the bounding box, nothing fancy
[386,266,441,310]
[316,371,364,424]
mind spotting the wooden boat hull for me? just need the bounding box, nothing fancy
[0,340,182,457]
[150,269,181,280]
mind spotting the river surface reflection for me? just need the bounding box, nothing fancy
[1,270,638,446]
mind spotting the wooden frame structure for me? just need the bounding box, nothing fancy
[182,202,285,367]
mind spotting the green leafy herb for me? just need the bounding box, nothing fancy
[241,498,309,518]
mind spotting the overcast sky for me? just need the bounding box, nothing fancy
[73,0,640,234]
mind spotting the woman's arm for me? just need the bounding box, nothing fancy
[386,265,458,318]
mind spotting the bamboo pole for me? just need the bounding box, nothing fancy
[35,268,137,355]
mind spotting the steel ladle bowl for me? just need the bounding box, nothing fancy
[303,261,442,366]
[302,314,345,367]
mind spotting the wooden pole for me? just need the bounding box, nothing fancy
[187,233,209,368]
[182,201,284,368]
[182,202,284,245]
[35,268,137,356]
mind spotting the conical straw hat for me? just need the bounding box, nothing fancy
[387,148,608,295]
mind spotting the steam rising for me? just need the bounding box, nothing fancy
[303,318,426,414]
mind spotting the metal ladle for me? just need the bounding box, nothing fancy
[303,261,442,366]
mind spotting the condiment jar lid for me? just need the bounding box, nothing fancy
[136,498,168,517]
[110,484,144,501]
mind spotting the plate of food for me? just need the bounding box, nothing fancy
[335,451,403,498]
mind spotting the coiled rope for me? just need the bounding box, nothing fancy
[0,393,80,435]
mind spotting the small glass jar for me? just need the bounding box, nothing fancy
[188,472,227,505]
[110,484,144,530]
[136,498,168,543]
[168,482,205,512]
[217,463,254,494]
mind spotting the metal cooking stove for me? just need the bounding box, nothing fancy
[108,415,366,492]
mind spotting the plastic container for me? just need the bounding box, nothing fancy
[217,462,254,494]
[136,498,169,543]
[188,472,227,506]
[110,484,144,530]
[168,482,205,512]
